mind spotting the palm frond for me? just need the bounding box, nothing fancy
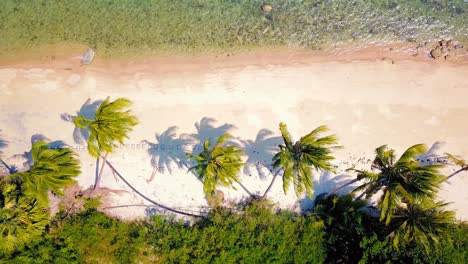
[279,122,293,149]
[397,144,427,165]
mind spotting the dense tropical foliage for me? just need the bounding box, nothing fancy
[73,97,138,189]
[270,123,340,197]
[186,133,244,197]
[0,141,80,255]
[351,144,445,225]
[1,100,467,262]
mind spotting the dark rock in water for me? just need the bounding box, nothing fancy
[81,48,95,65]
[430,46,442,59]
[261,3,273,13]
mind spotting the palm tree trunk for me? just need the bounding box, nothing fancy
[94,153,108,190]
[447,166,468,179]
[327,178,359,197]
[0,158,12,174]
[146,167,158,183]
[261,169,283,199]
[103,158,203,217]
[94,158,100,187]
[236,181,253,197]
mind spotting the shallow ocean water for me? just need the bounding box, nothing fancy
[0,0,466,56]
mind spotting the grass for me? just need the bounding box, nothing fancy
[0,0,467,57]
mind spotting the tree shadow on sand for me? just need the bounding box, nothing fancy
[0,130,15,175]
[142,126,195,183]
[298,171,358,212]
[61,98,102,145]
[233,129,282,179]
[12,134,68,169]
[190,117,236,154]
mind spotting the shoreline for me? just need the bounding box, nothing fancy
[1,41,467,70]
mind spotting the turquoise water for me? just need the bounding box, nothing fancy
[0,0,466,55]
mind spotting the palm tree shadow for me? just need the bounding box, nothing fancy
[142,126,195,182]
[13,134,68,169]
[234,129,282,179]
[61,98,102,145]
[0,131,7,153]
[0,130,12,175]
[299,171,357,211]
[190,117,236,155]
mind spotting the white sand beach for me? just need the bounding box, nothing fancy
[1,47,467,220]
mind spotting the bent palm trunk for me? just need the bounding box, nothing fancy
[0,158,12,174]
[327,178,360,197]
[146,167,158,183]
[104,158,203,217]
[261,169,283,199]
[94,152,108,189]
[236,180,253,197]
[447,166,468,179]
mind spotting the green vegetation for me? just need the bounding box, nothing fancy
[269,123,340,197]
[73,97,138,189]
[2,97,468,262]
[351,144,445,225]
[0,141,80,255]
[186,133,244,197]
[0,0,466,57]
[1,200,466,263]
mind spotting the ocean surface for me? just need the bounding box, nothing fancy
[0,0,467,56]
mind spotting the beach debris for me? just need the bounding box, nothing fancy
[381,57,395,64]
[429,39,463,60]
[80,48,95,65]
[261,3,273,13]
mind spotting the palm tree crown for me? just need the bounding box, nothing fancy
[0,141,80,254]
[273,123,340,197]
[352,144,446,225]
[186,133,244,196]
[390,199,455,252]
[73,97,138,158]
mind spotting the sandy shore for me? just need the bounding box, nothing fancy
[1,46,467,220]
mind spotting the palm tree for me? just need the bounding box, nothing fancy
[18,141,80,206]
[190,117,235,153]
[264,123,340,198]
[445,153,468,179]
[0,141,80,254]
[0,198,49,254]
[351,144,446,225]
[390,199,455,252]
[73,97,138,189]
[186,133,244,197]
[313,194,370,263]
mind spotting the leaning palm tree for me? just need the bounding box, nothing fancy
[351,144,446,225]
[18,141,80,206]
[186,133,244,197]
[264,123,340,198]
[390,199,455,252]
[73,97,138,189]
[0,140,80,254]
